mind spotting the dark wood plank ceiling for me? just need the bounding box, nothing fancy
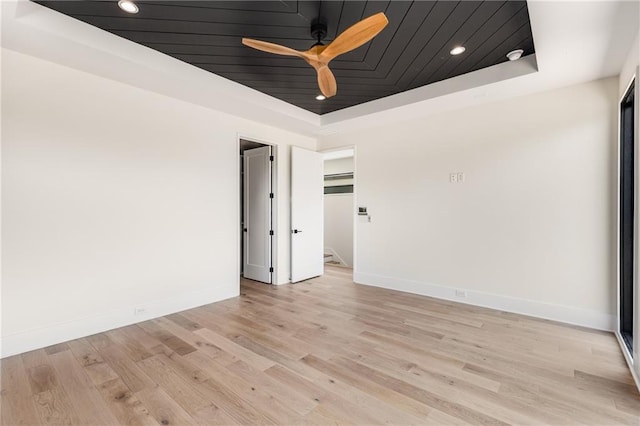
[34,1,535,115]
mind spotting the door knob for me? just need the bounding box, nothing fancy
[243,228,248,232]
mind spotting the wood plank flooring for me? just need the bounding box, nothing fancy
[2,265,639,425]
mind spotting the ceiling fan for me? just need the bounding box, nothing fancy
[242,12,389,99]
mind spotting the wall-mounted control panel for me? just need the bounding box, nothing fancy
[358,207,372,223]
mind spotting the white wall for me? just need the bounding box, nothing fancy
[324,195,354,267]
[320,77,618,330]
[324,157,354,175]
[324,157,354,267]
[618,30,640,387]
[1,48,315,357]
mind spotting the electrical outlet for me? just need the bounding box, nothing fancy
[455,290,467,298]
[450,172,465,183]
[134,307,147,316]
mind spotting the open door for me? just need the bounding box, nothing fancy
[243,146,273,283]
[620,79,635,353]
[291,147,324,282]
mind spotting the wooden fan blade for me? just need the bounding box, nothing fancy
[317,66,337,98]
[321,12,388,61]
[242,38,306,58]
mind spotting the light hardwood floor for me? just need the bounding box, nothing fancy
[2,265,639,425]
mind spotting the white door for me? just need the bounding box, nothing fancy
[291,146,324,282]
[244,146,272,283]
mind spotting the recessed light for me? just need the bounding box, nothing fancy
[506,49,524,61]
[315,94,326,101]
[118,0,139,14]
[449,46,465,56]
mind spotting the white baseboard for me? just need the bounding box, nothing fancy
[0,284,239,359]
[354,271,614,331]
[615,332,640,392]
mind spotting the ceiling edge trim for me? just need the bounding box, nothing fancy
[318,55,538,135]
[2,0,321,136]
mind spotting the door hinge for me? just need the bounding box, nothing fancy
[269,155,274,162]
[269,230,274,236]
[269,193,274,199]
[269,267,274,273]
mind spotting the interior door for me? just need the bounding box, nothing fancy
[620,80,635,353]
[244,146,272,283]
[291,146,324,282]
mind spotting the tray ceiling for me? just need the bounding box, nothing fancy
[33,1,535,115]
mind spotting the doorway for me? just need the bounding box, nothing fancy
[322,148,355,278]
[240,139,274,284]
[620,79,635,354]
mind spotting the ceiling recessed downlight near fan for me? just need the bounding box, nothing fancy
[242,12,389,99]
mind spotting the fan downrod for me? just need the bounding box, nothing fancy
[310,18,328,46]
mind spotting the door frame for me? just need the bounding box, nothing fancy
[237,134,278,284]
[616,72,639,376]
[320,146,357,273]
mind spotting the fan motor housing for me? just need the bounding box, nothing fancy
[310,18,328,45]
